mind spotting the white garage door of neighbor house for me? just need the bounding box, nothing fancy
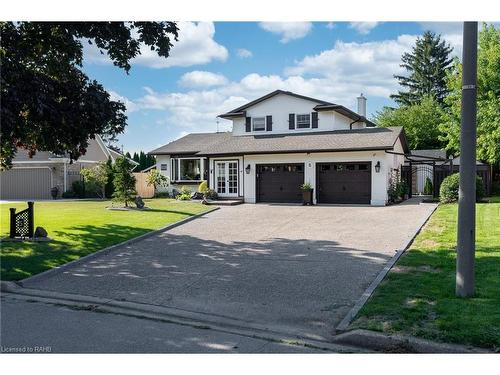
[0,168,52,200]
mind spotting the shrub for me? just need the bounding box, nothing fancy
[439,173,485,203]
[492,181,500,196]
[203,188,218,200]
[423,177,433,195]
[146,169,169,189]
[175,186,192,201]
[154,191,170,198]
[198,180,208,193]
[61,190,76,199]
[72,180,85,198]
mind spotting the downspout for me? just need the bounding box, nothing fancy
[63,161,67,192]
[349,115,362,130]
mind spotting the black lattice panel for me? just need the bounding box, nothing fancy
[15,209,30,237]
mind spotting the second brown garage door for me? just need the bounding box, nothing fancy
[257,163,304,203]
[317,162,371,204]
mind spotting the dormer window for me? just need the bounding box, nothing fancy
[296,114,311,129]
[252,117,266,131]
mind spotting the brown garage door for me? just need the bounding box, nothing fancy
[317,162,371,204]
[257,163,304,203]
[0,168,52,200]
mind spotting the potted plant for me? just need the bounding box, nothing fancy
[300,182,314,205]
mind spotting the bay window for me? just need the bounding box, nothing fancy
[170,158,203,181]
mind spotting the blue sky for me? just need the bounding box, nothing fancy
[82,22,465,154]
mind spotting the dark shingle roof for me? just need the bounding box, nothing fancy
[410,149,447,159]
[149,132,233,155]
[149,127,407,156]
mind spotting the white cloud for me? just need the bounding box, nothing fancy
[325,22,336,30]
[259,22,313,43]
[349,22,379,35]
[109,90,139,113]
[236,48,253,58]
[284,34,418,98]
[178,71,228,88]
[84,22,228,69]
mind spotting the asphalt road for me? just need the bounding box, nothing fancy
[0,296,326,353]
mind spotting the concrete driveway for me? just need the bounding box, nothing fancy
[23,199,436,341]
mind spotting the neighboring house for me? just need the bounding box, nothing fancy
[150,90,409,205]
[0,136,138,200]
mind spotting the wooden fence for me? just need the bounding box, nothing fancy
[133,173,155,198]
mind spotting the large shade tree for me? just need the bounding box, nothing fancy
[391,31,453,106]
[375,95,446,150]
[0,22,178,169]
[439,24,500,164]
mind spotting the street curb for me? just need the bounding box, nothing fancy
[0,283,368,353]
[336,202,439,332]
[332,329,490,353]
[18,206,220,287]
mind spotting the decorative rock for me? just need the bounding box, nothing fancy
[135,196,145,209]
[34,226,48,238]
[191,191,204,200]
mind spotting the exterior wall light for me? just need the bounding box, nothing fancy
[375,161,381,173]
[245,164,251,174]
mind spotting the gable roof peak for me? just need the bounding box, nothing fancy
[219,90,333,118]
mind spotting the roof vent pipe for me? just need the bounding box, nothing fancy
[357,93,367,117]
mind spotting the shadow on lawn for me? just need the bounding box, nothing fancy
[0,223,177,281]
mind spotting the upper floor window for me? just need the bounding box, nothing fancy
[296,114,311,129]
[252,117,266,131]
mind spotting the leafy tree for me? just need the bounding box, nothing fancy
[439,24,500,164]
[375,95,446,149]
[146,169,169,190]
[391,31,454,105]
[80,161,109,198]
[1,21,178,169]
[112,157,137,207]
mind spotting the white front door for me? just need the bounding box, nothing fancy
[215,161,238,197]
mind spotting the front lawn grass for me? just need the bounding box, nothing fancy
[0,199,211,281]
[352,199,500,351]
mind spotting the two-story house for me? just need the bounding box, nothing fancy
[149,90,409,205]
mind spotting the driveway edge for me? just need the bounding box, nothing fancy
[18,206,220,287]
[336,202,439,332]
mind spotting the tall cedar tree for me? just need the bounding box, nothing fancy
[112,157,136,207]
[391,31,453,105]
[0,22,178,169]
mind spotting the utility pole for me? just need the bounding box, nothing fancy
[456,21,478,298]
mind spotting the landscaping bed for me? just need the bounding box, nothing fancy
[0,199,211,281]
[352,198,500,351]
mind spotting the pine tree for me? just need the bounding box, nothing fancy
[112,157,136,207]
[391,31,453,105]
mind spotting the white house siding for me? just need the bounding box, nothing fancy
[231,93,362,136]
[242,150,389,206]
